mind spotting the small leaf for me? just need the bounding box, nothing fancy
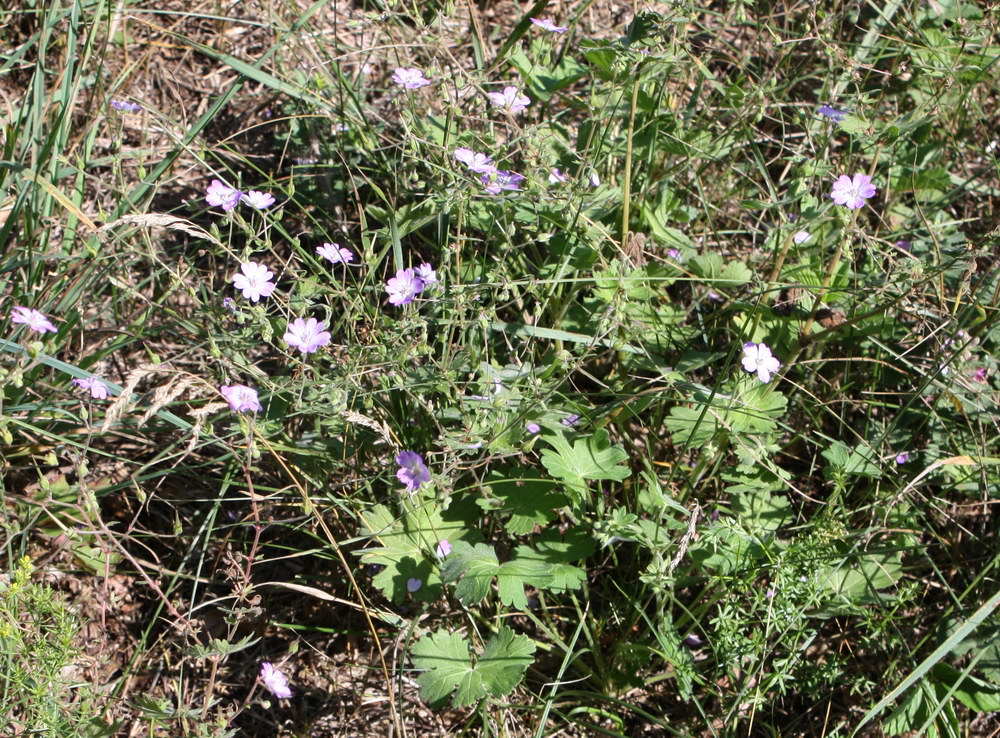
[479,469,568,535]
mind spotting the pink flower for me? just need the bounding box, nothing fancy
[414,263,438,288]
[391,67,431,89]
[283,317,331,354]
[530,17,568,32]
[72,376,111,399]
[386,268,425,306]
[830,173,877,210]
[525,422,541,434]
[241,190,276,209]
[435,539,452,558]
[205,179,243,211]
[741,342,781,383]
[588,172,601,187]
[316,242,354,264]
[110,99,141,112]
[259,662,292,699]
[793,230,811,243]
[481,170,525,195]
[10,306,57,334]
[220,384,262,413]
[396,451,430,491]
[894,452,910,465]
[454,148,497,175]
[548,168,568,184]
[232,261,276,302]
[487,86,531,114]
[406,577,423,592]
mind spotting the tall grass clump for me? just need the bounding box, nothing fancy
[1,0,999,735]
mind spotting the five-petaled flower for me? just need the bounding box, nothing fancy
[241,190,276,209]
[741,342,781,383]
[386,268,425,306]
[220,384,263,413]
[72,376,111,399]
[396,451,430,491]
[316,242,355,264]
[205,180,243,211]
[830,173,876,210]
[283,317,331,354]
[414,263,438,288]
[110,99,141,112]
[10,306,57,334]
[530,17,568,32]
[793,230,811,244]
[391,67,431,89]
[818,105,848,122]
[259,662,292,699]
[232,261,276,302]
[454,148,497,175]
[435,539,452,558]
[487,86,530,114]
[481,170,525,195]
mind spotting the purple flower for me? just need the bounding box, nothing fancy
[406,577,423,593]
[386,268,425,306]
[666,248,682,261]
[562,414,580,427]
[396,451,430,491]
[414,262,438,288]
[72,376,111,399]
[818,105,848,122]
[9,306,57,334]
[222,297,237,314]
[972,368,988,383]
[392,67,431,89]
[241,190,276,209]
[525,422,541,434]
[481,170,525,195]
[895,240,912,252]
[259,662,292,699]
[530,17,568,32]
[741,342,781,383]
[588,172,601,187]
[316,242,355,264]
[205,179,243,211]
[283,317,331,354]
[894,452,910,465]
[548,168,568,184]
[110,99,141,112]
[454,148,497,175]
[766,588,776,599]
[486,86,530,114]
[830,173,877,210]
[793,230,811,244]
[436,539,452,558]
[220,384,262,413]
[232,261,276,302]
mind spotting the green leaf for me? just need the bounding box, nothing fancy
[441,541,552,608]
[730,489,791,533]
[513,528,594,592]
[479,469,568,535]
[540,429,630,496]
[666,383,787,446]
[411,626,536,707]
[358,499,480,603]
[441,542,499,605]
[690,253,753,287]
[822,440,882,479]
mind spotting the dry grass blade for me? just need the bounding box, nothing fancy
[98,213,224,247]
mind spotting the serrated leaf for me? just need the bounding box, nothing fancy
[411,626,536,707]
[730,489,791,533]
[690,253,753,286]
[441,542,499,605]
[540,429,630,496]
[358,499,480,603]
[513,528,595,592]
[479,469,568,535]
[821,440,882,479]
[666,384,787,445]
[442,541,553,608]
